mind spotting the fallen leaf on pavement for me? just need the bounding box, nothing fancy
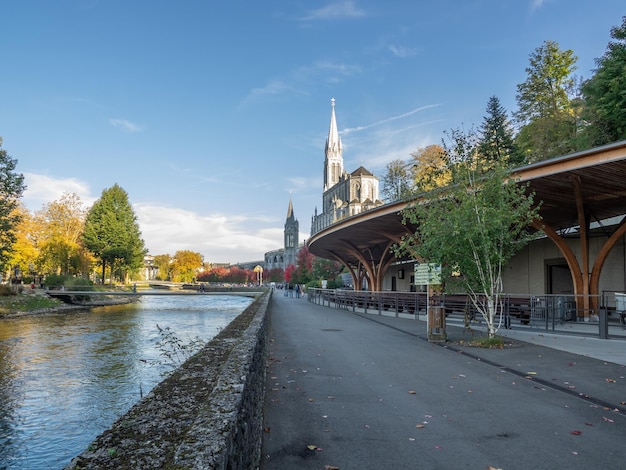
[570,430,582,435]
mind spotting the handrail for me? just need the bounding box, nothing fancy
[307,288,624,338]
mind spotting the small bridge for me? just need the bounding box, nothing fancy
[46,288,264,304]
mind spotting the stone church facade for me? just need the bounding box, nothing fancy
[311,98,383,234]
[264,197,300,271]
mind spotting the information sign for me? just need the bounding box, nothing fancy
[414,263,442,286]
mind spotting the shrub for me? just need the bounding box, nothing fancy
[65,277,93,288]
[0,285,16,296]
[44,274,69,289]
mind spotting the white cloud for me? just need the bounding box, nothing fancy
[241,60,361,106]
[295,60,361,84]
[21,173,284,264]
[238,80,295,107]
[530,0,549,11]
[388,44,416,58]
[300,1,366,21]
[134,203,283,263]
[110,118,143,133]
[285,175,319,193]
[21,173,96,210]
[342,104,441,135]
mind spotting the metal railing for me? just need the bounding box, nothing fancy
[307,288,626,339]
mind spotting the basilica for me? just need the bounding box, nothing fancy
[264,98,383,271]
[311,98,383,234]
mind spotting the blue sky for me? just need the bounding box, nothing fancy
[1,1,623,264]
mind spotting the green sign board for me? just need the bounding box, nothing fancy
[414,263,442,286]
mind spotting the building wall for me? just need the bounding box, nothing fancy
[503,234,626,296]
[380,233,626,297]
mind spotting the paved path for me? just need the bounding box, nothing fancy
[261,293,626,469]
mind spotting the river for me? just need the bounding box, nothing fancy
[0,294,253,469]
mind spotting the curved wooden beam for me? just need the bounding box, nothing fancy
[589,217,626,311]
[531,219,584,303]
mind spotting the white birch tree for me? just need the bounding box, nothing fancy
[398,129,539,337]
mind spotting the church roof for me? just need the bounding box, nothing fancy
[351,166,374,177]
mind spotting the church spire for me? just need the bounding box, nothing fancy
[326,98,341,156]
[286,194,295,220]
[324,98,344,191]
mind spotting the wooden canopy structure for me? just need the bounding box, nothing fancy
[307,140,626,316]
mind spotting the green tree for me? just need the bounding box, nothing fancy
[0,138,26,275]
[478,96,523,167]
[398,128,539,337]
[381,159,411,202]
[312,256,342,283]
[580,16,626,146]
[83,184,146,284]
[171,250,203,283]
[153,253,173,281]
[514,40,578,162]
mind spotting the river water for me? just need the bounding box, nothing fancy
[0,294,253,469]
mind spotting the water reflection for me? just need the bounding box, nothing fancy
[0,295,251,469]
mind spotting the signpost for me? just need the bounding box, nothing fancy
[414,263,446,342]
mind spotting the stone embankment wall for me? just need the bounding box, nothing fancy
[66,291,271,470]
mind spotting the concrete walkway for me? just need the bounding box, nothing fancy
[261,293,626,469]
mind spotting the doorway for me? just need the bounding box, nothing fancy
[546,259,574,294]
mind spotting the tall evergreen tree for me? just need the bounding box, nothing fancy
[0,138,26,273]
[83,184,146,284]
[478,96,523,167]
[514,40,578,162]
[581,16,626,146]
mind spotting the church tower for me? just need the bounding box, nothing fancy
[323,98,343,191]
[284,196,299,267]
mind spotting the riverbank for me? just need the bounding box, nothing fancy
[65,290,270,469]
[0,291,137,319]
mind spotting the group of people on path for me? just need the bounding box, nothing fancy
[283,283,304,298]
